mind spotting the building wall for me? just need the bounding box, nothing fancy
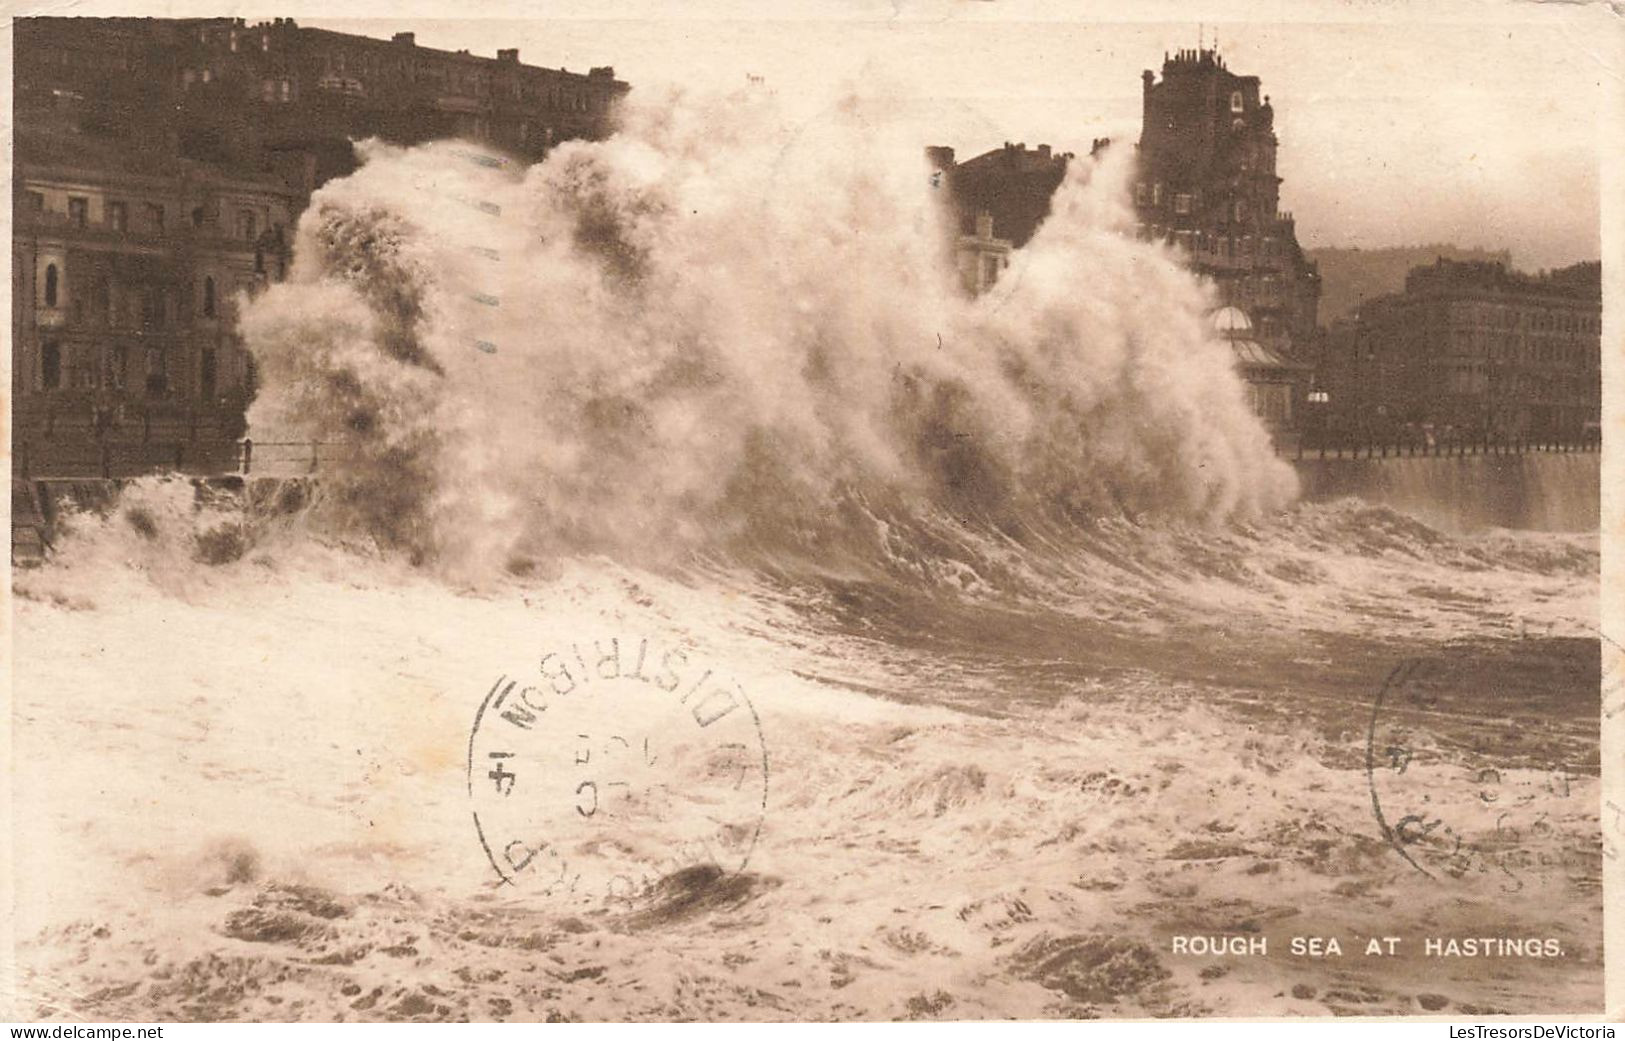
[1321,260,1601,442]
[951,213,1012,295]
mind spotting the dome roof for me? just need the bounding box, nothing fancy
[1211,306,1253,336]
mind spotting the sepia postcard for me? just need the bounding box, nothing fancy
[4,0,1622,1025]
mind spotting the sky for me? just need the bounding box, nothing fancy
[293,2,1615,270]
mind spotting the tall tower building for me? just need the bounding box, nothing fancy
[1135,48,1320,361]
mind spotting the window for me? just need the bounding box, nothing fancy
[192,206,206,228]
[145,348,167,397]
[42,342,61,389]
[238,209,257,241]
[24,191,44,213]
[112,345,128,389]
[142,288,166,328]
[262,79,276,102]
[1230,91,1244,113]
[201,68,212,83]
[108,201,128,232]
[280,79,291,102]
[201,348,218,399]
[1173,193,1192,215]
[68,197,88,227]
[1152,183,1163,206]
[43,264,59,308]
[145,203,165,233]
[203,276,216,317]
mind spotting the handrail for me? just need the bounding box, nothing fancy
[1285,432,1602,461]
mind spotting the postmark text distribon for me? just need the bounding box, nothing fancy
[468,635,769,904]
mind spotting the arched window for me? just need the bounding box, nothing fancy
[203,276,216,317]
[1230,90,1244,113]
[43,264,58,308]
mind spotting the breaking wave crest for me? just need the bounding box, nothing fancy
[237,88,1295,580]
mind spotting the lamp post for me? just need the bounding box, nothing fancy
[1306,388,1329,458]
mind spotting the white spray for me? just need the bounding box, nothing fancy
[239,87,1297,578]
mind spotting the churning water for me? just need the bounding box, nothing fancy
[10,88,1602,1021]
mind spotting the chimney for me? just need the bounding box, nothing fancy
[1037,143,1051,160]
[393,31,415,46]
[497,48,519,63]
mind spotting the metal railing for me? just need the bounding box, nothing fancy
[1288,431,1602,461]
[12,431,1605,481]
[13,437,362,480]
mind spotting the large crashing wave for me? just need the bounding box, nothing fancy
[240,88,1296,577]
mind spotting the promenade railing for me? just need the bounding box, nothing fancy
[12,432,1605,481]
[13,438,363,481]
[1288,431,1602,461]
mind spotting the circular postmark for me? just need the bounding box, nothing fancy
[1364,647,1594,889]
[468,635,769,905]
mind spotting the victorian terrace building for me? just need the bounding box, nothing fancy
[1321,259,1602,444]
[13,18,629,473]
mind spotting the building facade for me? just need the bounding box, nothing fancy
[928,142,1075,251]
[953,213,1013,295]
[13,18,628,468]
[1321,259,1602,443]
[13,140,296,465]
[15,18,628,193]
[1134,48,1321,362]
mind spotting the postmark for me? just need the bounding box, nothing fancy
[468,635,769,905]
[1365,651,1593,889]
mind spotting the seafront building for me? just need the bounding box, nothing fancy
[1320,259,1602,444]
[930,48,1319,440]
[12,17,627,470]
[1133,48,1321,360]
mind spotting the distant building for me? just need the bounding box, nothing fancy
[15,18,628,194]
[1308,244,1513,325]
[954,212,1012,295]
[928,142,1075,251]
[1321,259,1602,443]
[12,17,628,469]
[1134,48,1321,364]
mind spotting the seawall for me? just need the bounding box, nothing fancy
[10,476,315,566]
[1291,451,1600,533]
